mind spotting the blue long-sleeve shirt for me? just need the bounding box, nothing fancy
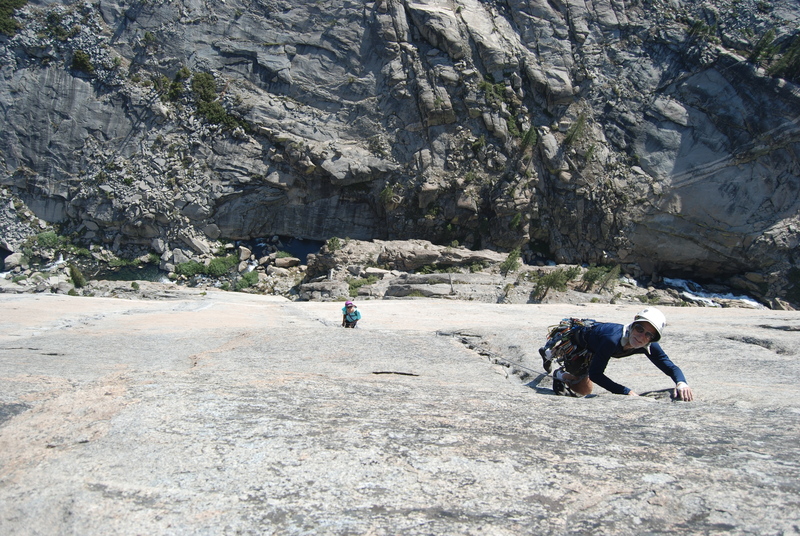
[579,322,687,395]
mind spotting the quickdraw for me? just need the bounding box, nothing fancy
[544,318,596,376]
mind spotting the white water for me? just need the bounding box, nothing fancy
[663,278,765,309]
[44,254,67,271]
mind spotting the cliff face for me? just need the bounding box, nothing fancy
[1,0,799,302]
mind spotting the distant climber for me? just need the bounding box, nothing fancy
[341,301,361,328]
[539,308,694,401]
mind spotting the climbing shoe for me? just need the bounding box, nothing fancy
[552,376,568,396]
[539,347,553,373]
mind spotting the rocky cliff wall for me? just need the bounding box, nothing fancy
[1,0,799,304]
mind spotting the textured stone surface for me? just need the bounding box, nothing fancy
[1,291,798,534]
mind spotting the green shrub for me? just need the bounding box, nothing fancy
[69,264,87,288]
[275,251,293,258]
[532,268,572,301]
[749,28,777,66]
[44,11,72,40]
[131,281,140,290]
[191,72,217,102]
[380,184,397,205]
[206,255,238,276]
[190,72,246,130]
[565,265,582,281]
[348,275,378,297]
[471,135,486,152]
[175,260,205,277]
[581,264,608,291]
[0,0,27,37]
[326,237,342,252]
[521,125,538,152]
[769,33,800,83]
[71,50,95,75]
[109,257,136,268]
[235,270,259,291]
[506,115,520,138]
[597,265,621,292]
[36,231,64,249]
[564,114,587,146]
[500,248,521,275]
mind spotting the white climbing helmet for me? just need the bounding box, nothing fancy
[633,307,666,342]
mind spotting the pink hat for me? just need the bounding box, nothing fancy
[345,301,354,306]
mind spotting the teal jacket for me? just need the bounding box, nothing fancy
[342,307,361,323]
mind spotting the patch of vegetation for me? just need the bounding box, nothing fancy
[69,264,87,288]
[500,247,521,276]
[191,71,216,101]
[469,262,485,273]
[174,255,238,278]
[506,115,520,138]
[191,72,249,131]
[108,257,137,268]
[749,28,777,67]
[165,66,191,102]
[769,33,800,84]
[368,135,389,158]
[520,125,538,153]
[174,260,206,277]
[581,264,606,291]
[348,275,378,297]
[686,19,718,42]
[531,266,580,302]
[326,236,342,252]
[0,0,27,37]
[235,270,259,291]
[417,264,458,275]
[275,251,293,259]
[563,114,587,146]
[206,254,239,277]
[581,264,622,293]
[44,11,78,40]
[471,135,486,153]
[478,79,508,107]
[36,231,68,249]
[71,50,95,75]
[380,184,398,206]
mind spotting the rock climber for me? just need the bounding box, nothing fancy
[341,300,361,328]
[539,307,694,401]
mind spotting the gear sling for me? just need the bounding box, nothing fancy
[543,318,597,377]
